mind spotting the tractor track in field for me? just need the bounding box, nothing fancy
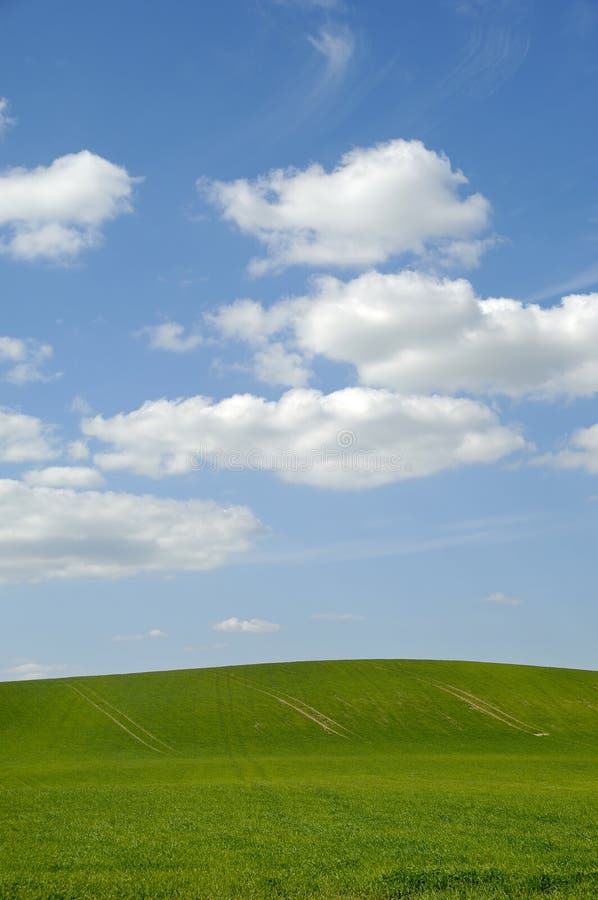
[79,683,176,752]
[229,675,352,737]
[425,679,548,736]
[274,689,356,735]
[68,684,170,754]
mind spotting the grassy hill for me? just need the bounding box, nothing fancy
[0,659,596,897]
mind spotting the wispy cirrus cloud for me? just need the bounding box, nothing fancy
[526,261,598,304]
[0,97,15,138]
[449,0,532,100]
[308,24,355,81]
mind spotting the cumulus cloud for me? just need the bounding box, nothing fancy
[253,342,312,387]
[0,335,57,384]
[112,628,168,642]
[207,301,312,386]
[82,386,525,489]
[22,466,105,489]
[0,150,139,261]
[212,617,282,633]
[67,439,90,461]
[1,660,68,682]
[208,297,297,346]
[211,275,598,398]
[200,138,491,274]
[0,409,57,462]
[481,591,521,606]
[0,97,15,138]
[137,321,202,353]
[0,480,261,582]
[538,423,598,474]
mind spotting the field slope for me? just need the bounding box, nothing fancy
[0,659,597,898]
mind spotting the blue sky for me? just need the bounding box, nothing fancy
[1,0,597,681]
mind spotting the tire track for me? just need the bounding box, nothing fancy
[229,675,350,737]
[438,682,538,730]
[425,679,548,736]
[79,683,176,752]
[274,689,357,735]
[69,685,167,753]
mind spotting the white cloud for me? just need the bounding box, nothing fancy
[67,439,90,461]
[23,466,105,489]
[138,321,202,353]
[482,591,521,606]
[208,298,297,346]
[0,409,57,462]
[1,660,68,681]
[83,386,525,489]
[0,480,261,582]
[311,612,365,620]
[538,423,598,474]
[212,274,598,399]
[308,25,355,79]
[0,150,139,261]
[0,335,57,384]
[112,628,168,642]
[212,617,282,633]
[200,138,490,273]
[0,98,15,138]
[253,342,312,387]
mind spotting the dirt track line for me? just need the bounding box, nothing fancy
[275,690,355,734]
[229,676,348,737]
[439,683,548,735]
[431,683,531,732]
[438,682,537,730]
[428,681,545,735]
[81,684,176,752]
[69,685,166,753]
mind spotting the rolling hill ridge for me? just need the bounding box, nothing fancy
[0,660,596,898]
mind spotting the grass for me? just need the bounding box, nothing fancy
[0,659,596,897]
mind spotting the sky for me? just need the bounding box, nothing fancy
[1,0,597,681]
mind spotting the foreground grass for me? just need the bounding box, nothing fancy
[0,660,596,897]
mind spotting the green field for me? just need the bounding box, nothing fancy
[0,659,596,898]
